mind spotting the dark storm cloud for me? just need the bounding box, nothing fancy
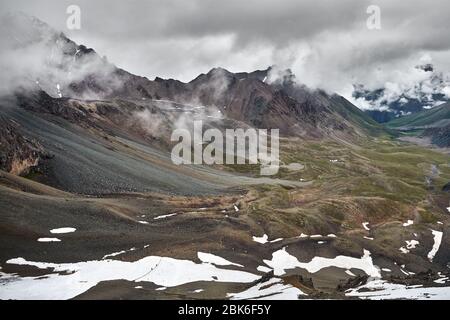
[0,0,370,48]
[1,0,450,99]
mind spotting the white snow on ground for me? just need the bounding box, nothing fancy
[193,289,204,293]
[362,222,370,231]
[406,240,419,249]
[257,266,272,273]
[447,207,450,213]
[399,268,409,276]
[434,276,449,284]
[398,265,416,276]
[301,234,336,239]
[56,84,62,98]
[263,248,381,278]
[0,254,259,300]
[102,250,126,259]
[135,286,143,289]
[363,236,374,240]
[155,287,166,291]
[427,230,443,262]
[345,270,356,277]
[153,213,177,220]
[402,220,414,227]
[102,247,136,260]
[138,221,149,224]
[381,268,391,272]
[270,238,283,243]
[37,238,60,242]
[233,205,239,212]
[227,278,305,300]
[252,234,269,244]
[399,247,409,254]
[252,234,284,244]
[346,280,450,300]
[197,252,243,268]
[399,240,420,254]
[50,228,76,234]
[298,233,308,238]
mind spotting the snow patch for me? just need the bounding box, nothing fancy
[270,238,283,243]
[227,278,305,300]
[257,266,272,273]
[0,254,259,300]
[345,270,356,277]
[37,238,60,242]
[252,234,269,244]
[50,228,76,234]
[402,220,414,227]
[197,252,243,268]
[153,213,177,220]
[399,240,419,254]
[298,233,308,238]
[346,279,450,300]
[263,248,381,278]
[427,230,443,262]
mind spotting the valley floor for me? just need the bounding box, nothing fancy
[1,130,450,299]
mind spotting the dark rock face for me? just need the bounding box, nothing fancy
[0,116,46,175]
[336,275,369,292]
[442,182,450,192]
[423,124,450,147]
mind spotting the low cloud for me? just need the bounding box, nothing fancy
[0,12,123,99]
[1,0,450,104]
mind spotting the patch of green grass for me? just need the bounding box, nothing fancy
[420,211,439,224]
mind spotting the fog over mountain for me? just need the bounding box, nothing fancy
[2,0,450,102]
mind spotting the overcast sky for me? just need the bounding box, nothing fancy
[1,0,450,100]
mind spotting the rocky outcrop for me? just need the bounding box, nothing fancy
[0,116,46,175]
[422,124,450,147]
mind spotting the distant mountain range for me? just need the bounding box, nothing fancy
[1,12,385,143]
[387,101,450,147]
[353,63,450,123]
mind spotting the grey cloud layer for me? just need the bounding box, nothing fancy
[1,0,450,102]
